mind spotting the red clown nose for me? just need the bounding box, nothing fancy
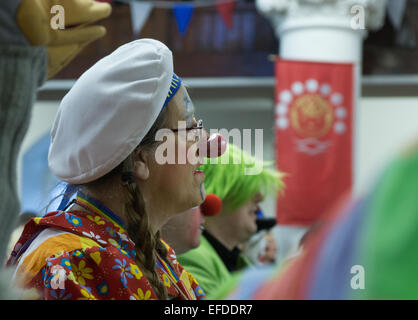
[200,194,222,217]
[207,133,227,158]
[198,133,227,159]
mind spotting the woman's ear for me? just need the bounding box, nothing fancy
[134,151,150,181]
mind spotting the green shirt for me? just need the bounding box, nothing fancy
[178,234,251,296]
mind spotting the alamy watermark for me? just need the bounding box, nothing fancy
[50,4,366,31]
[350,4,366,30]
[350,265,365,290]
[154,121,264,175]
[50,5,65,30]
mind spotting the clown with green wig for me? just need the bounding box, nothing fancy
[178,143,284,296]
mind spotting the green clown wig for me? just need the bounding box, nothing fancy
[201,143,284,212]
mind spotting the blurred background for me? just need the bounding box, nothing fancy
[18,0,418,263]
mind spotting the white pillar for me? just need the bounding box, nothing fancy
[256,0,388,264]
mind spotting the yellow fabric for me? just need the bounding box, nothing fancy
[17,232,100,285]
[179,269,196,299]
[17,0,112,78]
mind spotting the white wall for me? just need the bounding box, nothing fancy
[355,97,418,195]
[17,101,60,196]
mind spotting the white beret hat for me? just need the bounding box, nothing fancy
[48,39,174,184]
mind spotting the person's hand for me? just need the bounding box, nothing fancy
[17,0,112,78]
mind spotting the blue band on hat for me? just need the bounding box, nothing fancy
[57,183,78,211]
[163,73,182,109]
[256,209,264,218]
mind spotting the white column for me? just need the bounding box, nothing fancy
[256,0,388,264]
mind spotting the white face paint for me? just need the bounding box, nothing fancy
[200,182,206,201]
[146,85,206,223]
[183,89,205,202]
[183,89,195,128]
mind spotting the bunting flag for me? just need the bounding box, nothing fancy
[387,0,407,30]
[125,0,239,36]
[215,0,236,29]
[173,4,194,35]
[275,59,354,225]
[129,2,154,36]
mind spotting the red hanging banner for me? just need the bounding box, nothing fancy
[275,59,354,225]
[215,0,235,29]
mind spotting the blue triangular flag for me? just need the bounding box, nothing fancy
[173,4,194,35]
[387,0,407,30]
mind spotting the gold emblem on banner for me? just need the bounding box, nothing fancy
[290,94,333,139]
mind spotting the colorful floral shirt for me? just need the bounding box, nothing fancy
[6,200,206,300]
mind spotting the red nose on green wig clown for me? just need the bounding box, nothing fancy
[201,142,284,212]
[177,143,285,295]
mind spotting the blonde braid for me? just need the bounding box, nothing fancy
[81,105,176,299]
[123,106,172,299]
[121,155,168,300]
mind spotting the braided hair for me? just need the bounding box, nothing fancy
[83,105,175,299]
[120,106,175,300]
